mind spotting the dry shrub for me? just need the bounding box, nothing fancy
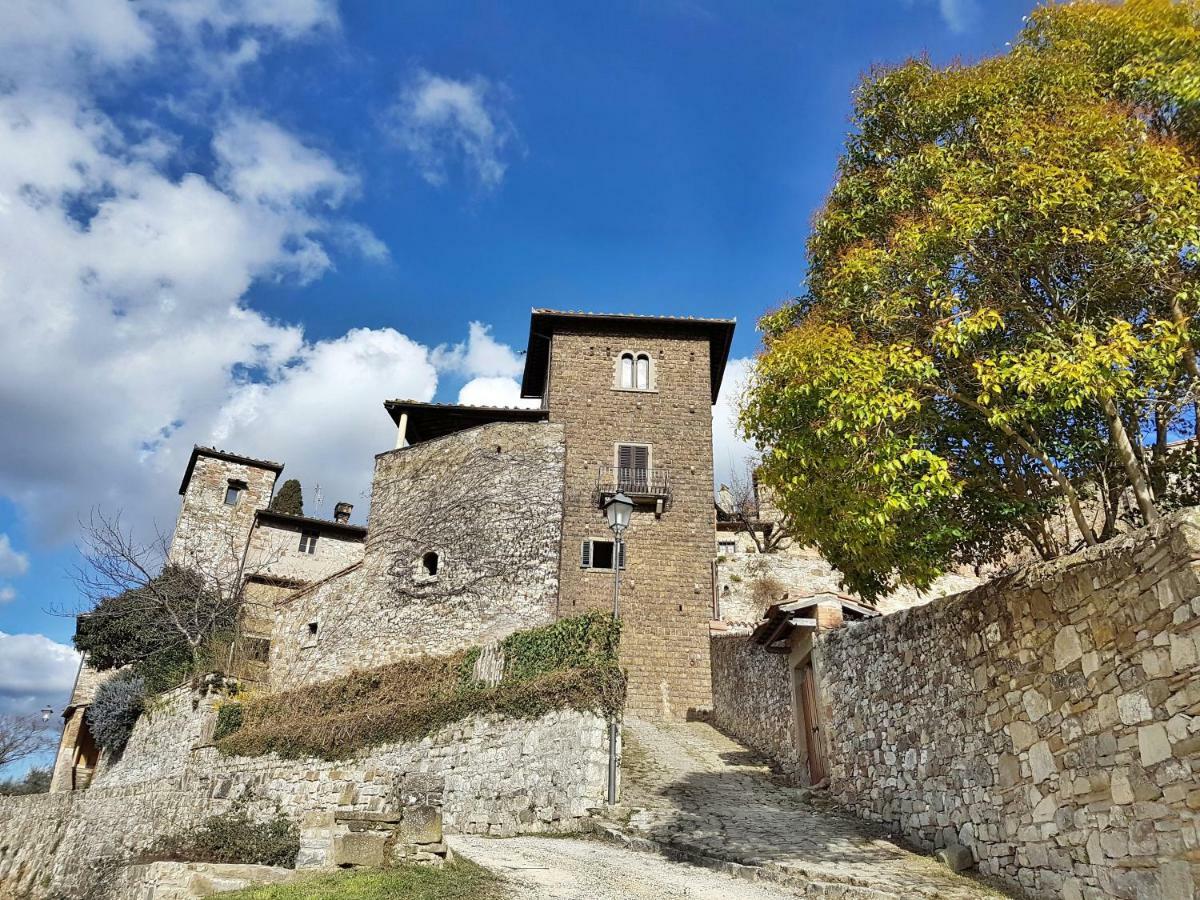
[216,612,625,761]
[751,575,787,608]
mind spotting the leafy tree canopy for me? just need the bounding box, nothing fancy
[742,0,1200,599]
[74,563,233,692]
[269,479,304,516]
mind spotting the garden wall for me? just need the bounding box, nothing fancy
[709,631,805,780]
[819,509,1200,900]
[0,703,611,898]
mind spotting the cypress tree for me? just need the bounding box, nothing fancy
[269,479,304,516]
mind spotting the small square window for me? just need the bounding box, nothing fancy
[298,530,318,554]
[302,621,318,648]
[581,539,625,571]
[224,480,247,506]
[717,540,737,556]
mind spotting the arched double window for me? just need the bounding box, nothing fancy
[617,352,652,391]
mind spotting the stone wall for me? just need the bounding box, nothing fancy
[817,510,1200,900]
[710,633,804,778]
[244,518,365,587]
[715,545,980,624]
[169,451,278,583]
[270,421,565,687]
[545,323,718,719]
[92,685,218,789]
[0,700,611,899]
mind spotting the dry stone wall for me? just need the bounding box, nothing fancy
[710,632,804,778]
[271,421,565,687]
[818,510,1200,900]
[0,696,611,899]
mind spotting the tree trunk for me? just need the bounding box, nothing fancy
[1100,395,1160,524]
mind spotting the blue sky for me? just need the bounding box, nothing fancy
[0,0,1037,757]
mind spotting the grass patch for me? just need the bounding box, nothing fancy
[219,858,504,900]
[216,613,625,761]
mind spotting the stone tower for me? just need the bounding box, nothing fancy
[169,446,282,585]
[521,310,735,719]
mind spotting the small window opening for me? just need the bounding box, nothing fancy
[224,480,246,506]
[245,637,270,663]
[581,539,625,570]
[717,540,736,556]
[421,551,440,576]
[303,621,318,648]
[298,530,318,554]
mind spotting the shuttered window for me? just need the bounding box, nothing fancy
[617,443,650,493]
[581,539,625,570]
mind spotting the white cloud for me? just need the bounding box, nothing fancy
[388,70,517,190]
[902,0,979,33]
[0,587,15,605]
[712,357,758,491]
[0,632,81,716]
[433,321,525,379]
[211,328,439,521]
[214,115,357,209]
[0,535,30,577]
[457,376,540,409]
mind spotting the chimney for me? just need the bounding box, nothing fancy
[333,502,352,525]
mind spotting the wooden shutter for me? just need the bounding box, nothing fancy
[580,540,592,568]
[617,444,634,470]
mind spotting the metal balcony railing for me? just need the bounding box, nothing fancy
[596,466,671,500]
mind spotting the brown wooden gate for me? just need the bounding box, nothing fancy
[797,660,827,784]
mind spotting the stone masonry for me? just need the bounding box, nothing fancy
[168,448,281,582]
[1,696,610,898]
[816,509,1200,899]
[270,421,565,687]
[542,320,723,719]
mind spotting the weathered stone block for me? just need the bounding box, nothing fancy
[332,832,387,868]
[934,845,974,872]
[401,805,443,845]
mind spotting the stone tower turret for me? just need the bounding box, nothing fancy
[169,446,282,585]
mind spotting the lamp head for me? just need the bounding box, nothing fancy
[604,492,634,533]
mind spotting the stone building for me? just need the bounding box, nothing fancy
[53,308,737,789]
[519,310,735,718]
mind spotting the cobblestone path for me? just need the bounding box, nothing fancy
[602,718,1012,899]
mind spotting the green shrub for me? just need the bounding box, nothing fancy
[214,703,244,741]
[86,669,146,755]
[216,613,625,761]
[143,809,298,868]
[493,611,620,683]
[0,766,51,796]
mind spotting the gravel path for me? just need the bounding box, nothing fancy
[450,834,799,899]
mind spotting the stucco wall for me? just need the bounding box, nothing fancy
[1,701,611,899]
[270,421,565,688]
[817,510,1200,900]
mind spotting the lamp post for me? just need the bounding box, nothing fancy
[40,706,53,723]
[601,491,633,806]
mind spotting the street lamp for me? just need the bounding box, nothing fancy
[601,491,633,806]
[603,492,633,618]
[40,706,53,722]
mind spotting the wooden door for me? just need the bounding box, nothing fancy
[797,661,827,784]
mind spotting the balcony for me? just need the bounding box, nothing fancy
[596,466,671,507]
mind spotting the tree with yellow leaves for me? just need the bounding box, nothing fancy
[742,0,1200,599]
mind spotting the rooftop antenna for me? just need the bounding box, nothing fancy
[314,482,323,514]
